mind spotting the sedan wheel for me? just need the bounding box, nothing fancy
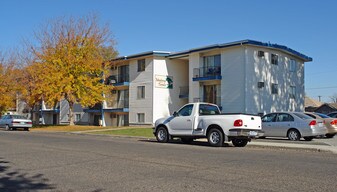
[287,129,301,141]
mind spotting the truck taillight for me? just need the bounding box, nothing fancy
[309,120,316,126]
[234,119,243,127]
[330,120,337,125]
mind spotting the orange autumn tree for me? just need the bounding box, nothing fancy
[0,52,22,114]
[30,14,117,125]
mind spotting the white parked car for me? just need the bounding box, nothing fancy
[0,115,32,131]
[153,103,262,147]
[261,112,327,141]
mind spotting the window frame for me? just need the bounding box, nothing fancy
[290,86,296,99]
[271,83,278,94]
[271,54,278,65]
[137,113,145,123]
[137,86,145,99]
[137,59,145,72]
[290,59,297,72]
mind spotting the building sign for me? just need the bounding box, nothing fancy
[155,75,173,89]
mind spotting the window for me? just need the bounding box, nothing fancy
[276,113,294,122]
[137,59,145,72]
[203,55,221,76]
[199,104,220,115]
[271,54,278,65]
[137,113,145,123]
[271,84,278,94]
[290,86,296,99]
[261,113,277,122]
[137,86,145,99]
[75,114,81,122]
[177,104,194,116]
[258,51,265,57]
[290,59,297,72]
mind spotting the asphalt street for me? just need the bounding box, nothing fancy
[0,131,336,192]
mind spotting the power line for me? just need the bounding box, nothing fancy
[306,86,337,90]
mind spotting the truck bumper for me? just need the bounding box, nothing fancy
[228,129,264,138]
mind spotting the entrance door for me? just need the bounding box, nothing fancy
[204,85,218,105]
[94,115,100,126]
[52,114,57,125]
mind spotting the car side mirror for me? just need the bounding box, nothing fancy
[173,111,178,117]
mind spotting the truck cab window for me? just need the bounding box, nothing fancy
[199,104,220,115]
[178,105,194,116]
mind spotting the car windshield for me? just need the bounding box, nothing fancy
[10,115,27,119]
[315,113,330,118]
[293,113,313,119]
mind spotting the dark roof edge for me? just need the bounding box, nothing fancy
[113,51,170,61]
[167,39,312,62]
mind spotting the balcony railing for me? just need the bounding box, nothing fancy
[193,66,221,81]
[106,74,130,85]
[106,99,129,109]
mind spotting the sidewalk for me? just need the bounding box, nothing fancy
[248,138,337,154]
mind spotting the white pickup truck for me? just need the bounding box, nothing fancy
[153,103,262,147]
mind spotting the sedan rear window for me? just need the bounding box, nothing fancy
[315,113,330,118]
[293,113,313,119]
[10,115,27,119]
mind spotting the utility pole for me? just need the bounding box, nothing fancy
[318,95,322,102]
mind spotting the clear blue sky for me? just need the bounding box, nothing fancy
[1,0,336,102]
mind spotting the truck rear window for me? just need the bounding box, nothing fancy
[199,104,220,115]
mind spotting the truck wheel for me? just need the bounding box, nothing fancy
[207,128,223,147]
[232,138,248,147]
[156,127,169,143]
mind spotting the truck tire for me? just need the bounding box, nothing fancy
[232,138,248,147]
[156,127,169,143]
[207,128,223,147]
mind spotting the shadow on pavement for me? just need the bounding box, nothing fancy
[139,139,233,147]
[0,157,56,191]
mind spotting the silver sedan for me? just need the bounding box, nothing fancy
[261,112,327,141]
[0,115,32,131]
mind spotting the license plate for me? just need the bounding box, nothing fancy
[249,131,258,136]
[20,122,25,124]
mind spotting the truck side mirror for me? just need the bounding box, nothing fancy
[173,111,178,117]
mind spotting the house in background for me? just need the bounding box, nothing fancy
[32,100,88,125]
[86,39,312,126]
[314,103,337,114]
[304,96,322,112]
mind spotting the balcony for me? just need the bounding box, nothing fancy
[193,66,221,81]
[106,74,130,88]
[84,99,129,113]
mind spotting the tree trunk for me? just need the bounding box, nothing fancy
[68,100,75,125]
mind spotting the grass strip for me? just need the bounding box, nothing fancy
[91,128,154,138]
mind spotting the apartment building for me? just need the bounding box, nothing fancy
[87,39,312,126]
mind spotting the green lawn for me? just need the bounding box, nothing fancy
[91,128,155,138]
